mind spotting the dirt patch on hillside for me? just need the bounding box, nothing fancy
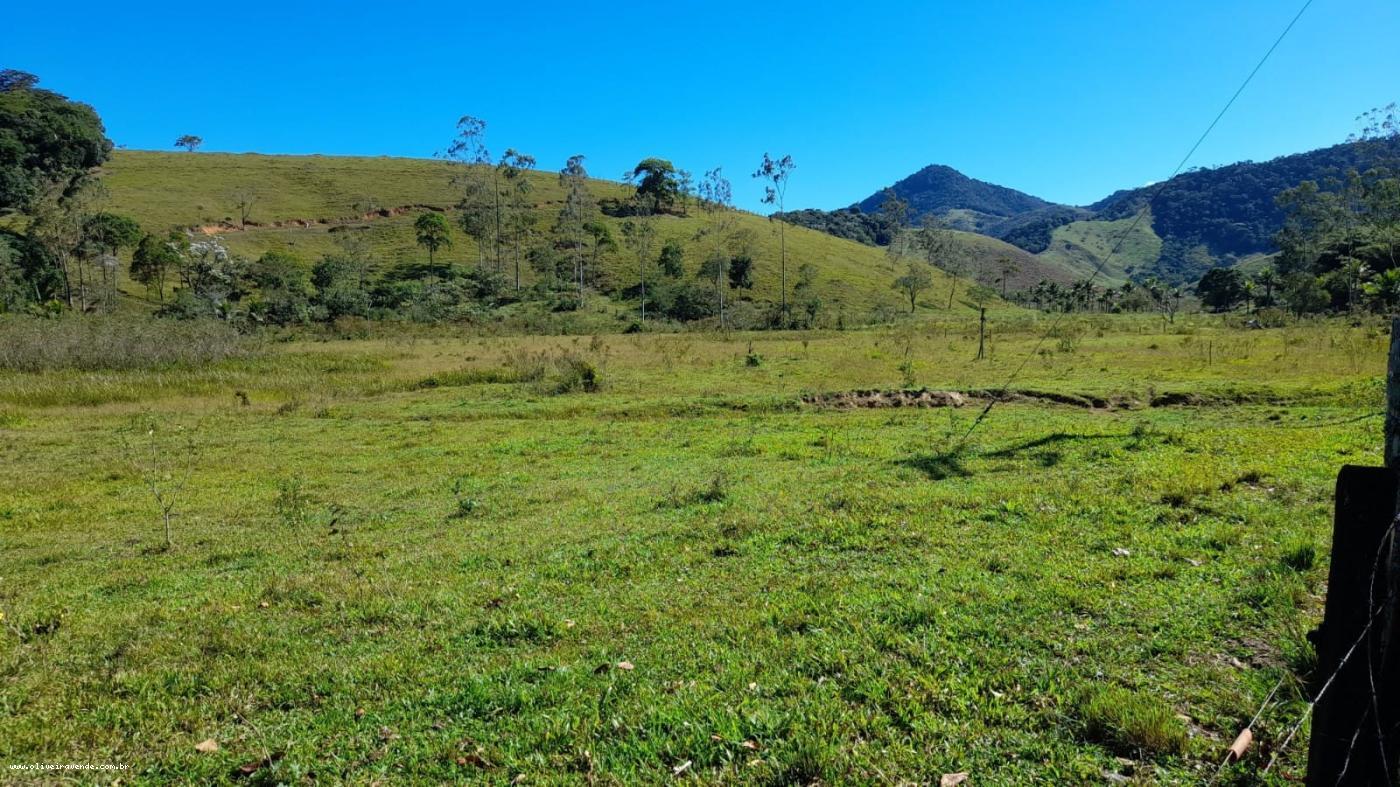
[194,204,448,235]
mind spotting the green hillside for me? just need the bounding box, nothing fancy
[1033,214,1164,286]
[99,151,1017,318]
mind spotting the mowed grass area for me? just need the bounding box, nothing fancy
[0,315,1388,783]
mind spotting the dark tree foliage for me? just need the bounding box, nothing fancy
[630,158,681,214]
[130,232,180,300]
[83,213,142,255]
[0,72,113,212]
[1093,137,1400,258]
[247,250,312,324]
[0,226,60,305]
[1195,267,1246,311]
[774,207,896,246]
[657,239,685,278]
[728,254,754,290]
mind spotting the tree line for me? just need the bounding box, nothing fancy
[1193,105,1400,317]
[1,73,832,329]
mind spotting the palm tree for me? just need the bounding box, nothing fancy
[1254,269,1279,307]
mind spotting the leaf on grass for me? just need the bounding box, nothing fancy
[195,738,219,753]
[940,773,969,787]
[616,660,634,670]
[232,752,283,779]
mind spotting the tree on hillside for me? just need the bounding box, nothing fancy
[657,239,685,278]
[677,169,694,216]
[752,153,795,319]
[1254,268,1280,306]
[83,212,142,309]
[729,254,754,292]
[28,188,94,310]
[621,219,656,323]
[304,229,378,321]
[228,188,256,228]
[1195,267,1246,311]
[893,260,932,313]
[131,231,181,301]
[174,135,202,152]
[0,71,112,215]
[630,158,680,215]
[446,116,499,270]
[0,70,39,91]
[248,250,312,324]
[794,262,822,327]
[996,255,1020,297]
[171,237,247,318]
[498,149,536,291]
[878,189,909,259]
[556,155,596,299]
[696,167,737,325]
[584,219,615,292]
[414,211,452,264]
[913,215,958,307]
[84,212,142,256]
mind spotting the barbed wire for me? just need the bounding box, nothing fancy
[1263,513,1398,780]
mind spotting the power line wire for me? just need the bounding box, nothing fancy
[958,0,1317,446]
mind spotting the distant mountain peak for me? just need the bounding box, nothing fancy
[855,164,1055,221]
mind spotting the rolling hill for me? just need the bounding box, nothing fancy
[97,151,1025,318]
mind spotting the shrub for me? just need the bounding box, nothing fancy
[507,349,601,395]
[0,315,247,371]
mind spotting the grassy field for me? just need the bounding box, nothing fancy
[0,312,1386,783]
[94,151,1045,318]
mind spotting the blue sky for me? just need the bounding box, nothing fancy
[7,0,1397,212]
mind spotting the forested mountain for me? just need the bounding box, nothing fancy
[854,164,1053,225]
[778,164,1065,247]
[785,136,1400,287]
[1091,137,1400,257]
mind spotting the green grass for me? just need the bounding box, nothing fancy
[0,314,1381,783]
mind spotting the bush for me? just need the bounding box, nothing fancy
[506,349,601,395]
[0,315,247,371]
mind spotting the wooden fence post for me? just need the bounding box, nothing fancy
[1305,317,1400,784]
[976,308,986,361]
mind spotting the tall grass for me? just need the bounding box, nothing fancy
[0,316,249,372]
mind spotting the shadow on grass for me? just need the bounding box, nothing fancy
[899,432,1125,481]
[898,449,972,480]
[982,432,1118,459]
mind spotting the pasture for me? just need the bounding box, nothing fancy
[0,314,1385,784]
